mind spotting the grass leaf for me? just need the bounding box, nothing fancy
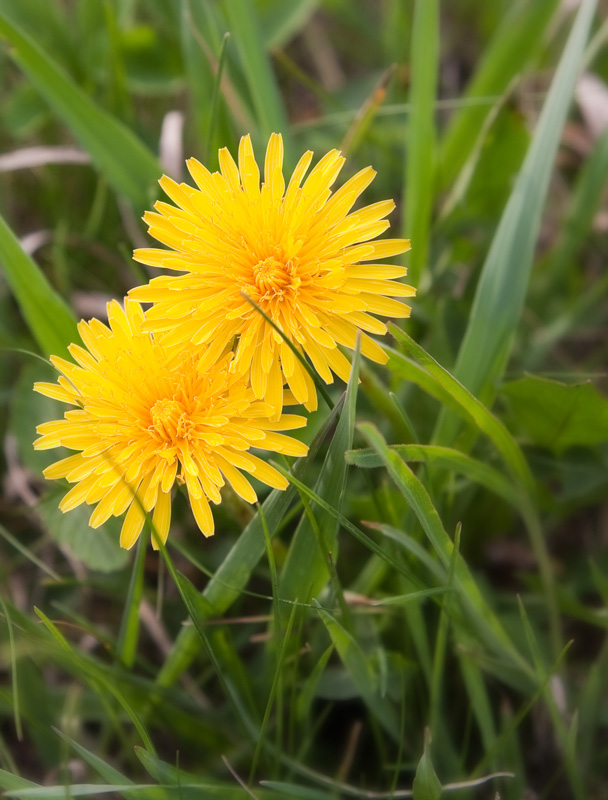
[437,0,597,420]
[403,0,439,285]
[156,399,344,688]
[278,341,360,618]
[438,0,560,187]
[0,11,160,208]
[0,214,77,358]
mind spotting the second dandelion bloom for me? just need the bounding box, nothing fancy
[34,300,308,550]
[131,133,415,415]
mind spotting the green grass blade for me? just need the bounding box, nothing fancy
[438,0,597,418]
[412,728,442,800]
[0,598,22,742]
[0,772,39,792]
[115,535,147,669]
[545,127,608,289]
[273,464,430,591]
[438,0,560,188]
[156,399,344,688]
[0,12,160,209]
[403,0,438,286]
[250,600,298,780]
[314,601,400,738]
[388,327,535,493]
[204,31,232,163]
[52,729,133,786]
[357,422,535,688]
[346,443,520,508]
[277,341,360,619]
[0,214,77,358]
[222,0,291,154]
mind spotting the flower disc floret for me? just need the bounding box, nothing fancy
[131,133,415,415]
[34,300,308,550]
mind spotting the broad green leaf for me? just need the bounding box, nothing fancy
[314,601,399,738]
[278,343,360,619]
[0,214,77,359]
[0,12,160,209]
[437,0,597,428]
[501,375,608,454]
[439,0,560,187]
[36,490,129,573]
[403,0,438,285]
[156,399,343,688]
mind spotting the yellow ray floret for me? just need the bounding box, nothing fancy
[131,133,415,416]
[34,299,308,550]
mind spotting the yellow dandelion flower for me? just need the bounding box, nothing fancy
[130,133,415,415]
[34,299,308,550]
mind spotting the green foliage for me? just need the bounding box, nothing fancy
[0,0,607,797]
[502,375,608,453]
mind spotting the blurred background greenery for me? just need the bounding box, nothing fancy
[1,0,608,798]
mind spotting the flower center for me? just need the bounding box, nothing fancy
[252,255,301,298]
[150,398,193,442]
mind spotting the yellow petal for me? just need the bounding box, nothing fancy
[120,499,146,550]
[151,489,172,550]
[190,494,214,537]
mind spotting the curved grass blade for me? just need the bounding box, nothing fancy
[346,443,520,508]
[0,214,77,358]
[0,12,160,209]
[388,327,535,494]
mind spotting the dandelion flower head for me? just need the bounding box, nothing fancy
[34,300,308,550]
[131,133,415,415]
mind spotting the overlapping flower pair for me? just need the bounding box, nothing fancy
[34,134,414,550]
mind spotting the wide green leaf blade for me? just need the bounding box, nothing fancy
[0,214,77,358]
[0,12,160,209]
[501,375,608,453]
